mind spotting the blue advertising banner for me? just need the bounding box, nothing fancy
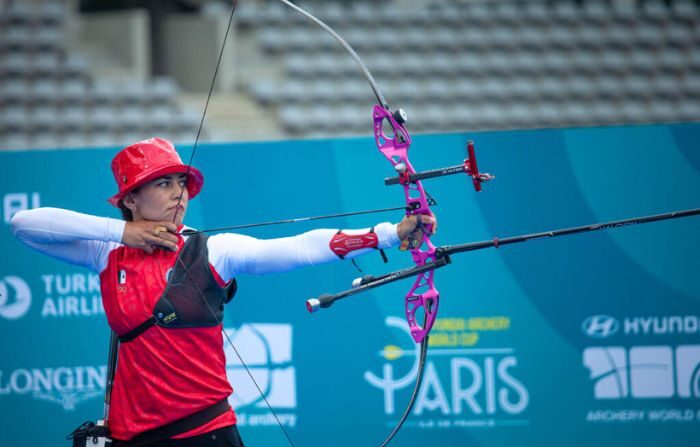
[0,124,698,446]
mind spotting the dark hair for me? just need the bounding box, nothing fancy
[117,187,139,221]
[118,202,133,221]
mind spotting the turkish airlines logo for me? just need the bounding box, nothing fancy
[582,315,619,338]
[0,276,32,320]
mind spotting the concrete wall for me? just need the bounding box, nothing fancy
[162,13,236,93]
[78,9,151,82]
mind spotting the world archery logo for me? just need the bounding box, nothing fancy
[583,346,700,399]
[223,324,297,428]
[0,276,32,320]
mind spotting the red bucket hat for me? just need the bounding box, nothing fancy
[108,138,204,207]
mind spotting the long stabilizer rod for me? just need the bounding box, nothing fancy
[437,207,700,258]
[307,207,700,312]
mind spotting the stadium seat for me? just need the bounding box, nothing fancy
[32,53,61,78]
[678,101,700,121]
[560,101,595,125]
[58,106,88,132]
[59,132,90,149]
[539,76,568,100]
[642,0,670,23]
[547,25,579,50]
[553,2,581,26]
[541,51,573,75]
[604,26,636,50]
[577,26,607,49]
[61,55,90,80]
[566,75,597,99]
[582,1,611,25]
[35,27,64,52]
[0,105,30,132]
[621,100,653,122]
[31,79,59,106]
[149,77,179,103]
[595,76,625,100]
[599,50,628,75]
[30,107,60,133]
[87,105,115,132]
[671,0,698,20]
[31,132,60,149]
[649,99,680,122]
[1,53,30,78]
[522,2,549,25]
[90,81,121,106]
[504,102,537,127]
[279,80,307,104]
[58,79,89,106]
[682,73,700,99]
[493,2,521,26]
[146,104,177,130]
[610,0,640,25]
[3,26,33,51]
[634,23,664,49]
[664,24,694,47]
[623,74,653,99]
[507,77,538,100]
[250,80,279,105]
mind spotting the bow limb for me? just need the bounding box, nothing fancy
[380,336,429,447]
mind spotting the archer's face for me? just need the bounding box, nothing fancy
[126,173,189,226]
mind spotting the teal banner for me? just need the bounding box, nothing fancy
[1,124,699,446]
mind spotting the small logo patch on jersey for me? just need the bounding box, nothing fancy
[165,268,174,282]
[119,270,127,284]
[162,312,178,324]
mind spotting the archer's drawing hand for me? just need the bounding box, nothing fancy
[122,221,179,254]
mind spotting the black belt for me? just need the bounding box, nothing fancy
[113,399,231,447]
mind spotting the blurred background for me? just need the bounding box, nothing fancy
[1,0,699,150]
[2,2,700,446]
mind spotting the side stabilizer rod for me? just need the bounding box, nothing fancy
[306,257,451,313]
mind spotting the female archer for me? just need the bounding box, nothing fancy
[10,137,436,447]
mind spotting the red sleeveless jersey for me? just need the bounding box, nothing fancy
[99,236,236,441]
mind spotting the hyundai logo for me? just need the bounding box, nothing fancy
[582,315,620,338]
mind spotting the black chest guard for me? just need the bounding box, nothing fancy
[118,233,237,343]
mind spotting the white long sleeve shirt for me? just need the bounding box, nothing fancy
[10,207,401,280]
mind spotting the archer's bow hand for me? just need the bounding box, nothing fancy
[397,214,438,250]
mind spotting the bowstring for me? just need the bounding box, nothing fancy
[169,2,296,446]
[175,256,297,447]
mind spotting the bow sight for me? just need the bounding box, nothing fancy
[385,140,495,192]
